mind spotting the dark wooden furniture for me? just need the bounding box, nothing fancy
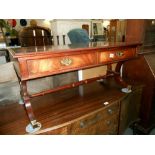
[118,83,143,134]
[109,20,118,42]
[125,19,146,43]
[18,26,52,47]
[8,41,141,133]
[123,52,155,133]
[124,19,155,133]
[0,80,143,135]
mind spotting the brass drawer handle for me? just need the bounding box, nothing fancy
[109,53,114,58]
[80,114,102,128]
[116,51,124,57]
[60,57,73,66]
[80,121,85,128]
[106,120,111,125]
[107,108,113,114]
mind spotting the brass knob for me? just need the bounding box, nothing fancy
[106,120,111,125]
[108,109,113,114]
[116,51,124,57]
[80,121,85,128]
[60,57,73,66]
[109,53,114,58]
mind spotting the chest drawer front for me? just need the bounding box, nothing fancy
[102,101,119,117]
[96,115,119,135]
[99,48,136,64]
[27,53,96,78]
[69,114,119,135]
[69,102,119,135]
[38,126,68,135]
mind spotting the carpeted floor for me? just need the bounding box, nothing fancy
[123,128,155,135]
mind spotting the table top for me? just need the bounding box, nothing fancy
[8,41,142,58]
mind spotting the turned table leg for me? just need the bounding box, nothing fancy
[20,81,41,133]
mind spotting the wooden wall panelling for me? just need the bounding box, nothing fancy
[125,19,146,43]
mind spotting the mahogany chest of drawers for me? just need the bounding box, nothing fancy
[31,81,143,135]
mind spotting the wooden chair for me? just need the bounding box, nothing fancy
[18,26,52,47]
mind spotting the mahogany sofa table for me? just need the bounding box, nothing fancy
[8,41,141,133]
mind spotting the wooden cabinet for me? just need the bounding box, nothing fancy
[125,19,146,43]
[119,86,143,134]
[36,100,120,135]
[123,54,155,133]
[69,102,119,135]
[39,127,68,135]
[124,19,155,133]
[30,82,143,135]
[109,20,126,42]
[125,19,155,52]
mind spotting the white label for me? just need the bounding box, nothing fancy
[42,30,44,36]
[103,102,109,105]
[33,30,36,36]
[109,53,114,58]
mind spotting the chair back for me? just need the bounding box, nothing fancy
[19,26,52,46]
[68,28,90,44]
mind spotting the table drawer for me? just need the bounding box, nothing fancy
[27,53,96,77]
[99,48,136,64]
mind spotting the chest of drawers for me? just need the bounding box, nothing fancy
[68,102,119,135]
[26,81,142,135]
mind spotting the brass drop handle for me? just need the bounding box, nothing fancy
[116,51,124,57]
[107,108,113,114]
[80,114,101,128]
[80,121,85,128]
[60,57,73,66]
[106,120,111,125]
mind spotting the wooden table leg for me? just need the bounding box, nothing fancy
[106,62,131,92]
[20,81,41,132]
[114,61,130,88]
[106,64,112,75]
